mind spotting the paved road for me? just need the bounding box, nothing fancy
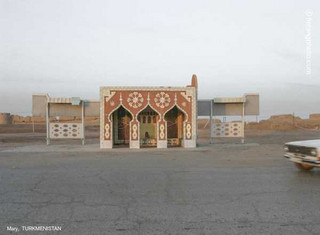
[1,140,320,235]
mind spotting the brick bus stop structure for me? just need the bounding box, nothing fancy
[100,75,198,149]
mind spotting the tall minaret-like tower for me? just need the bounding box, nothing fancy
[191,74,198,146]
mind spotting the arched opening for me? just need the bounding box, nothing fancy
[112,106,132,148]
[138,106,159,148]
[165,106,185,147]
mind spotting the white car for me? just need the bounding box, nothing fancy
[284,140,320,170]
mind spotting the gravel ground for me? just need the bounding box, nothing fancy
[0,128,320,234]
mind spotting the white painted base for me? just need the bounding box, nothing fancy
[100,139,196,149]
[130,140,140,149]
[183,139,196,148]
[157,140,167,148]
[100,140,112,149]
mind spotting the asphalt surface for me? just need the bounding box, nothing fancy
[1,131,320,234]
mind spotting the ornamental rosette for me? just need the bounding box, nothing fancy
[154,92,170,108]
[127,92,143,108]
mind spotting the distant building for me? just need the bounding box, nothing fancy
[100,75,198,149]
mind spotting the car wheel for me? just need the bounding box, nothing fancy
[294,163,314,171]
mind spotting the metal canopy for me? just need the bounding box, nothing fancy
[48,98,73,104]
[198,93,260,144]
[197,93,259,117]
[213,97,246,103]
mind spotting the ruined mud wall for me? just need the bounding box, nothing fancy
[246,114,320,131]
[0,113,12,124]
[8,115,99,125]
[6,113,320,131]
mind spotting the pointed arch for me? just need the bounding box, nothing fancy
[111,105,133,147]
[137,104,161,117]
[137,105,160,147]
[164,105,186,147]
[164,105,188,122]
[108,104,134,122]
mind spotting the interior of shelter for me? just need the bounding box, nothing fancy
[112,106,132,147]
[165,106,185,147]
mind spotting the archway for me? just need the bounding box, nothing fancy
[137,106,159,148]
[165,106,185,147]
[112,106,132,147]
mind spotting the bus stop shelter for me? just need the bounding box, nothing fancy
[198,93,259,143]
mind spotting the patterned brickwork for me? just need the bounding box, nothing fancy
[100,76,198,149]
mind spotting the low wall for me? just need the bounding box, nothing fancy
[10,115,100,125]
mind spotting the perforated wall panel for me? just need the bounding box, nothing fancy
[49,123,83,139]
[212,122,244,138]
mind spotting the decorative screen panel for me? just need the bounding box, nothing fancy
[212,122,244,138]
[168,138,180,147]
[49,123,83,139]
[140,138,157,147]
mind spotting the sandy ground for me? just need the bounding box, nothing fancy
[1,125,320,234]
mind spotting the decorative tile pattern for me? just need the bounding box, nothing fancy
[140,138,157,146]
[159,123,165,140]
[186,123,192,139]
[131,123,138,140]
[212,122,244,137]
[154,92,170,108]
[105,123,110,139]
[105,91,115,102]
[168,138,180,146]
[127,92,144,108]
[180,91,192,102]
[50,123,82,139]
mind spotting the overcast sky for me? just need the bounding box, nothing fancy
[0,0,319,117]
